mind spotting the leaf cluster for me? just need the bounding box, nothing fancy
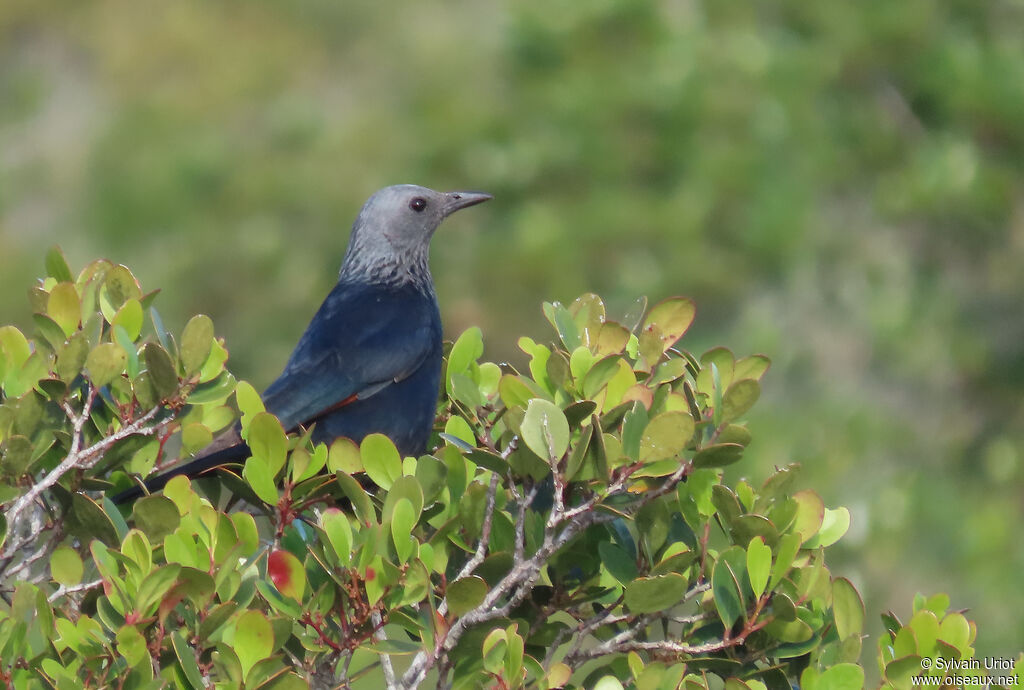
[1,253,1018,690]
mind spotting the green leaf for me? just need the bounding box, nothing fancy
[444,415,476,446]
[132,495,180,542]
[381,475,425,524]
[447,327,483,380]
[498,374,534,408]
[908,609,941,657]
[747,537,771,600]
[137,564,183,615]
[648,357,688,387]
[791,490,825,543]
[593,677,625,690]
[180,314,215,376]
[321,508,352,564]
[642,297,696,350]
[595,322,631,355]
[50,546,83,586]
[582,355,621,398]
[639,410,694,462]
[712,557,744,628]
[187,370,236,403]
[598,541,638,586]
[734,354,770,381]
[766,616,814,644]
[181,422,214,455]
[0,325,31,367]
[56,332,89,383]
[116,625,150,668]
[112,299,143,341]
[33,313,68,351]
[243,456,279,505]
[620,401,648,460]
[45,246,74,283]
[721,379,760,423]
[361,433,402,490]
[327,437,362,474]
[1,435,34,476]
[336,471,376,526]
[449,372,483,409]
[447,576,487,616]
[68,493,119,546]
[391,499,417,563]
[232,610,274,679]
[624,573,689,614]
[258,671,309,690]
[938,613,971,654]
[47,282,80,337]
[543,301,581,350]
[171,631,207,690]
[142,343,178,400]
[114,325,139,378]
[832,577,864,641]
[405,462,441,511]
[816,663,863,690]
[692,443,745,469]
[804,506,850,548]
[232,512,259,554]
[101,265,142,317]
[198,601,240,641]
[198,338,228,383]
[521,398,570,462]
[247,412,288,477]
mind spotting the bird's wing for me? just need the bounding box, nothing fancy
[261,282,439,431]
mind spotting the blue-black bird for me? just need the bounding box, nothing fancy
[115,185,491,503]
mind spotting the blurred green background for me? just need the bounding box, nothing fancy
[2,0,1021,664]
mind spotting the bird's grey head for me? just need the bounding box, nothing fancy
[340,184,491,289]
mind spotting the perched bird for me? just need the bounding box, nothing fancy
[115,185,491,503]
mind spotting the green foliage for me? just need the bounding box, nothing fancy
[2,1,1023,664]
[0,255,1015,688]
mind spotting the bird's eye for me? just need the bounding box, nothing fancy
[409,197,427,212]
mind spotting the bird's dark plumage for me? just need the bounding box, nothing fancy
[114,184,490,503]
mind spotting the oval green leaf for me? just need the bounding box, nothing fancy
[86,343,126,388]
[361,433,402,490]
[321,508,353,564]
[624,573,689,614]
[832,577,865,641]
[47,282,80,337]
[747,537,771,600]
[180,314,215,376]
[232,610,274,679]
[247,412,288,477]
[51,546,83,586]
[642,297,696,350]
[447,576,487,616]
[390,499,417,563]
[639,410,694,462]
[721,379,760,423]
[143,342,178,400]
[521,398,570,462]
[711,558,744,628]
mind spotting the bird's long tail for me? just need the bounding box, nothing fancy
[112,442,251,504]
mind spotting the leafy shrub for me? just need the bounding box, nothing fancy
[0,251,1017,689]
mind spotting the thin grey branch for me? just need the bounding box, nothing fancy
[47,577,105,603]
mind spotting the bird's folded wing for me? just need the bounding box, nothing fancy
[261,283,438,431]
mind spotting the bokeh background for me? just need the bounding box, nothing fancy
[2,0,1021,666]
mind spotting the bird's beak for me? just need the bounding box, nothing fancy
[443,191,492,217]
